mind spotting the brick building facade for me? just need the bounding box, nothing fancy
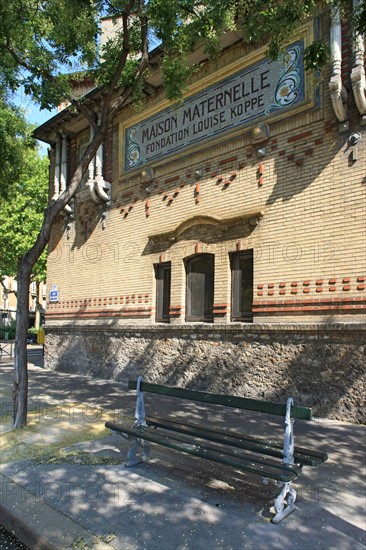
[35,14,366,422]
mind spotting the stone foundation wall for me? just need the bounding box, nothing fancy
[44,323,366,424]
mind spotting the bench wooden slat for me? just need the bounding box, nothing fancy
[114,379,328,522]
[128,381,312,420]
[146,416,328,466]
[105,421,301,482]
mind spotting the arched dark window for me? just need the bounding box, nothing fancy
[231,250,253,322]
[185,254,214,322]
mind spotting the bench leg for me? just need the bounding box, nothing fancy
[272,481,297,523]
[125,436,151,467]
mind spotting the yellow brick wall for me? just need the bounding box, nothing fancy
[46,29,366,326]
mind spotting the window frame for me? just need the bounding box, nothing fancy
[231,250,254,322]
[154,262,171,322]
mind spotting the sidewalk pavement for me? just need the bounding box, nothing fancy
[0,355,365,550]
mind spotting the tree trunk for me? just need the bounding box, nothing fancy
[13,260,32,428]
[11,127,106,429]
[10,24,140,427]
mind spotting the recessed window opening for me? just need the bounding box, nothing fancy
[185,254,214,322]
[155,262,171,322]
[231,250,253,322]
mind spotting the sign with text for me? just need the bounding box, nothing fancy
[49,285,59,303]
[124,41,305,171]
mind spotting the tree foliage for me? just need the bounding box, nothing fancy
[0,99,33,198]
[0,144,48,283]
[1,0,365,111]
[0,0,364,429]
[0,0,99,109]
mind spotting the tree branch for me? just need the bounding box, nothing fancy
[2,41,35,74]
[0,277,17,298]
[108,0,149,120]
[101,0,136,125]
[70,98,98,130]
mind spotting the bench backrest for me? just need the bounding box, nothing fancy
[128,380,312,420]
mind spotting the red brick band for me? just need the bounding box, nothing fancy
[253,297,366,313]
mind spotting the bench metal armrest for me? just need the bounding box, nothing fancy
[135,376,147,427]
[283,398,295,465]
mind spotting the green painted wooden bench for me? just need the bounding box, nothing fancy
[105,377,328,523]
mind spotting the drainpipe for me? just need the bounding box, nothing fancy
[53,138,61,200]
[60,133,73,216]
[87,117,111,206]
[60,134,67,193]
[94,141,111,204]
[329,5,348,123]
[86,125,95,196]
[351,0,366,116]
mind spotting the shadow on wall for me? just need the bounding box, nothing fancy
[47,327,366,424]
[47,195,104,262]
[265,130,352,206]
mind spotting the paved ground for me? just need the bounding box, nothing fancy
[0,525,29,549]
[0,350,365,550]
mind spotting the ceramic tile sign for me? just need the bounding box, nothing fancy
[49,285,59,302]
[124,40,305,171]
